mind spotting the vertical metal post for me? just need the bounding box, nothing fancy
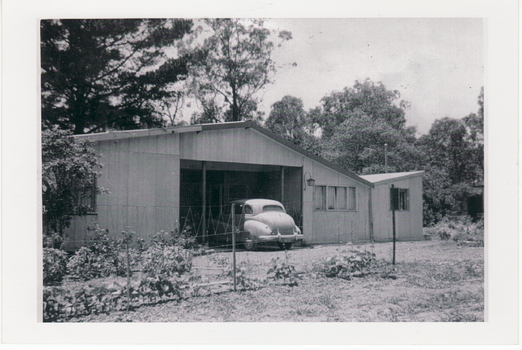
[391,184,396,265]
[368,187,374,242]
[280,166,285,203]
[126,240,131,311]
[384,143,388,173]
[231,203,237,292]
[202,161,207,244]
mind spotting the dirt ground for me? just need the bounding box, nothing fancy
[70,239,484,322]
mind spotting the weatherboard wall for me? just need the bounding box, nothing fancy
[178,127,304,167]
[65,124,376,247]
[370,176,424,242]
[65,134,182,249]
[302,157,372,244]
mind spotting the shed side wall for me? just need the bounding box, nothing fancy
[371,176,423,242]
[303,159,371,244]
[64,134,181,248]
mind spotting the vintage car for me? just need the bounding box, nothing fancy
[208,199,303,250]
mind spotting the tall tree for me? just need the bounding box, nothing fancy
[418,87,484,225]
[264,95,318,151]
[41,19,193,134]
[462,87,484,181]
[418,117,478,184]
[312,79,420,174]
[321,110,423,174]
[312,79,409,139]
[183,19,292,122]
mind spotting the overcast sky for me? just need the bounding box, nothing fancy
[256,18,484,135]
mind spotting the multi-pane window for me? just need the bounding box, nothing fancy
[314,185,356,211]
[390,188,409,210]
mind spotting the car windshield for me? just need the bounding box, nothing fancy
[263,205,284,212]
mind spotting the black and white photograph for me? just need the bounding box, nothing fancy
[1,0,519,347]
[39,17,486,323]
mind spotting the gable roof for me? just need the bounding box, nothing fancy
[360,171,425,185]
[74,121,374,188]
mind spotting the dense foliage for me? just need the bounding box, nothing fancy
[264,81,484,225]
[183,19,292,123]
[264,95,320,152]
[424,216,484,243]
[41,19,193,133]
[42,129,104,238]
[149,227,197,250]
[316,250,377,280]
[66,227,128,281]
[43,248,69,285]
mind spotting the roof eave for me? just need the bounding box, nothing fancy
[366,171,425,185]
[248,123,374,188]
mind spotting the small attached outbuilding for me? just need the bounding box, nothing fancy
[64,121,424,249]
[360,171,425,242]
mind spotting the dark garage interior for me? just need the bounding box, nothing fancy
[179,160,303,242]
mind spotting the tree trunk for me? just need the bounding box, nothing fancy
[231,86,239,121]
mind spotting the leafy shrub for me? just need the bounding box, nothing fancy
[317,251,376,280]
[266,257,301,286]
[43,275,189,321]
[451,217,484,242]
[87,225,124,257]
[424,216,484,243]
[67,247,116,281]
[43,231,67,249]
[228,266,263,289]
[150,226,197,249]
[43,248,69,285]
[42,128,105,235]
[65,227,145,281]
[141,245,192,277]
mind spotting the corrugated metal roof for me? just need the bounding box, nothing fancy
[360,171,425,184]
[74,121,374,188]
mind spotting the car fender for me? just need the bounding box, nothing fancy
[243,219,271,239]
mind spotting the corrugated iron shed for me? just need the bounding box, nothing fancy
[75,121,374,188]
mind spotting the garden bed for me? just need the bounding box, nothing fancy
[51,239,484,322]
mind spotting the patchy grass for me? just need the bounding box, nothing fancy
[68,239,484,322]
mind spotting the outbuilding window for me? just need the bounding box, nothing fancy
[73,174,97,214]
[390,188,409,211]
[314,185,356,211]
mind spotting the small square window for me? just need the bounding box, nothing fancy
[390,188,409,210]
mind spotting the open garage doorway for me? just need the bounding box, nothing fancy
[179,160,302,242]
